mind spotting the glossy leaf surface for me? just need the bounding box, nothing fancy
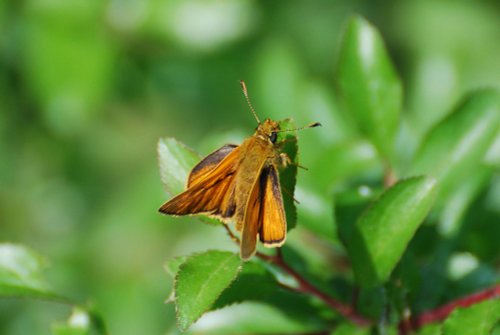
[443,299,500,335]
[348,177,437,287]
[0,243,57,299]
[411,90,500,202]
[174,251,242,331]
[337,15,402,160]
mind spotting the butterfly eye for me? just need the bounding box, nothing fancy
[269,132,277,143]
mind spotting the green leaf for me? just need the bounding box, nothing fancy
[356,285,386,320]
[277,119,298,230]
[443,299,500,335]
[348,177,437,287]
[52,308,91,335]
[415,324,441,335]
[299,139,379,243]
[411,89,500,203]
[297,80,356,146]
[175,250,242,331]
[214,260,331,329]
[311,139,379,189]
[336,15,403,160]
[484,130,500,166]
[53,325,89,335]
[214,257,278,308]
[52,307,107,335]
[157,138,220,225]
[0,243,58,299]
[157,137,201,197]
[437,166,493,237]
[295,186,338,242]
[331,322,370,334]
[334,184,380,249]
[188,301,324,335]
[171,258,331,332]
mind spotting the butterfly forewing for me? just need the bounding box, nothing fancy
[240,166,263,260]
[159,145,241,221]
[188,144,238,187]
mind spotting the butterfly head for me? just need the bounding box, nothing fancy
[257,118,280,144]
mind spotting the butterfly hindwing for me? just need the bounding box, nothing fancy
[240,164,287,259]
[259,165,286,247]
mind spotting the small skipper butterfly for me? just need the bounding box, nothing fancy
[159,81,320,260]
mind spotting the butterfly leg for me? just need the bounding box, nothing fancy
[279,152,308,170]
[279,153,291,167]
[223,224,240,244]
[296,163,308,171]
[277,137,297,144]
[281,186,300,204]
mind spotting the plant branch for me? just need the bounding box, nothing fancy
[223,224,240,244]
[224,225,500,331]
[223,224,371,326]
[383,162,397,188]
[257,249,372,327]
[398,284,500,334]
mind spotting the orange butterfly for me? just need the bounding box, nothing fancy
[159,81,320,260]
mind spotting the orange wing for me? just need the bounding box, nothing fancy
[187,144,237,187]
[259,165,286,247]
[159,145,240,221]
[240,164,287,260]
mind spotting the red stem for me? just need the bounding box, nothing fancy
[398,284,500,334]
[225,225,500,332]
[263,248,500,333]
[413,285,500,328]
[257,250,372,327]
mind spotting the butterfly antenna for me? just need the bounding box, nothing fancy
[278,122,322,133]
[240,80,261,124]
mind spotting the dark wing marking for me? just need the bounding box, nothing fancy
[188,144,238,187]
[159,146,240,221]
[259,165,286,247]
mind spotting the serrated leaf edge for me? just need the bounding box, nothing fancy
[173,250,243,331]
[157,137,201,195]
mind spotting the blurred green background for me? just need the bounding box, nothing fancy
[1,0,500,334]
